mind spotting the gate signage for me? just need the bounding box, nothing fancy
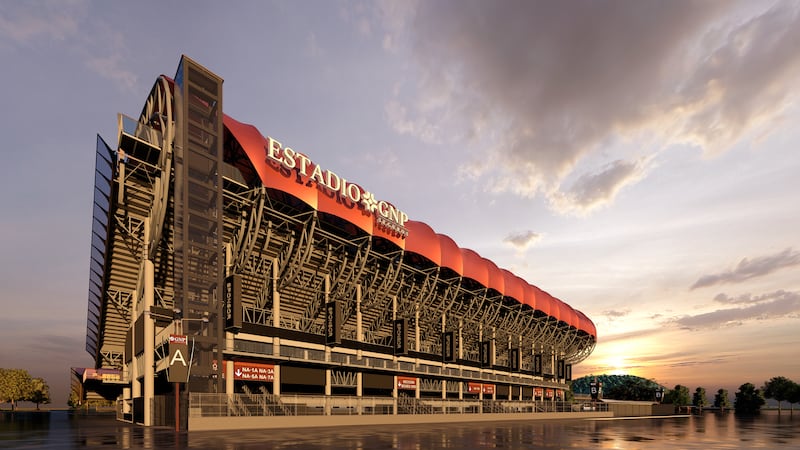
[167,334,189,383]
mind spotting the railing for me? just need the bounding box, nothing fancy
[189,393,608,418]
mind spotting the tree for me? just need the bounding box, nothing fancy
[664,384,690,406]
[786,382,800,416]
[734,382,765,415]
[68,390,82,409]
[714,388,731,410]
[763,376,794,414]
[693,387,708,409]
[27,377,51,410]
[0,368,34,411]
[602,376,661,401]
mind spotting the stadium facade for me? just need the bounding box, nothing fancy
[85,56,598,429]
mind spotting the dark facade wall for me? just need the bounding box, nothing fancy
[281,366,325,386]
[363,373,393,390]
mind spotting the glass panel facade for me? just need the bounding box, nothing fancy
[86,135,114,357]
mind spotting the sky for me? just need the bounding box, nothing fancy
[1,0,799,407]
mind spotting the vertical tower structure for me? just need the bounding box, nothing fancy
[173,57,225,391]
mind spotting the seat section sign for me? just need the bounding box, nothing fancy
[223,361,275,381]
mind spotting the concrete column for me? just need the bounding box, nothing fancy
[415,379,420,399]
[143,259,155,426]
[272,259,280,358]
[324,369,332,415]
[356,284,362,342]
[392,296,398,365]
[458,319,463,360]
[225,359,234,398]
[272,257,280,328]
[414,305,420,352]
[356,372,363,415]
[273,365,281,396]
[130,289,140,404]
[491,327,497,366]
[392,375,398,415]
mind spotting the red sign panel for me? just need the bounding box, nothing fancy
[169,334,188,345]
[466,382,496,394]
[545,388,554,399]
[225,361,275,381]
[397,376,418,390]
[534,387,543,398]
[467,382,483,394]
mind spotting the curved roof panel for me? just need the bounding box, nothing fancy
[485,259,504,296]
[437,234,463,275]
[404,221,441,266]
[534,286,552,317]
[224,115,318,209]
[460,249,489,287]
[317,185,373,234]
[522,283,537,310]
[501,269,525,305]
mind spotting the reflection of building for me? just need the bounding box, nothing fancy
[69,367,122,409]
[85,56,597,429]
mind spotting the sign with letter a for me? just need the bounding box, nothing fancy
[168,334,189,383]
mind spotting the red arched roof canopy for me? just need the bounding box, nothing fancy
[561,302,577,328]
[317,182,372,235]
[224,115,318,209]
[576,310,590,335]
[551,297,565,323]
[586,315,597,339]
[522,283,537,310]
[437,234,463,276]
[501,270,525,305]
[460,249,489,287]
[404,221,441,266]
[372,204,406,250]
[534,286,553,317]
[224,114,406,249]
[485,259,504,296]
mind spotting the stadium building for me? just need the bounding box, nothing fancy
[84,56,599,430]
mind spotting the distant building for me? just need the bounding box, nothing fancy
[84,56,598,429]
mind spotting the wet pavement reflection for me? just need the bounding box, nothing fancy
[1,410,798,449]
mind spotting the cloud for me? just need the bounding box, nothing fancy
[691,248,800,290]
[549,159,649,215]
[0,1,137,90]
[503,230,542,250]
[0,1,82,45]
[384,1,800,215]
[669,290,800,330]
[598,327,660,344]
[603,309,631,320]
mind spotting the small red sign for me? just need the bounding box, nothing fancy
[482,384,495,395]
[545,388,554,398]
[467,382,483,394]
[397,376,418,390]
[534,387,543,398]
[169,334,187,345]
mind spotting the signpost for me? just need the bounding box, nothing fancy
[167,334,189,432]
